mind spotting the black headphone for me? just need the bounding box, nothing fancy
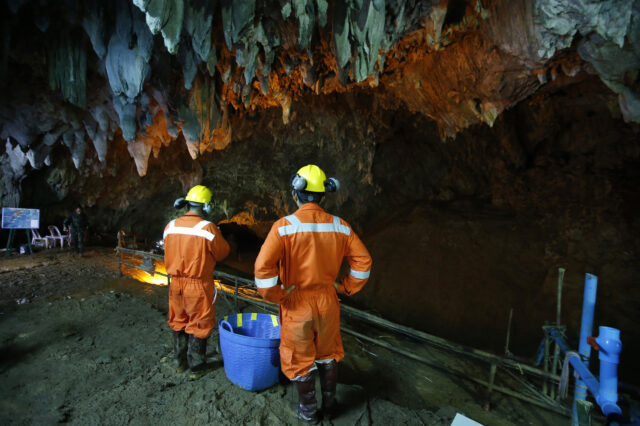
[290,174,340,192]
[174,198,187,209]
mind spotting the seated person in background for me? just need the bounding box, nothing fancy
[64,206,88,255]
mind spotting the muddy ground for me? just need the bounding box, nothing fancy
[0,247,583,425]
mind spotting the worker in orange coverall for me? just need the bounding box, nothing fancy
[163,185,230,379]
[254,165,372,423]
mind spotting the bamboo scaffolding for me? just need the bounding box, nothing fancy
[115,247,572,415]
[214,285,571,416]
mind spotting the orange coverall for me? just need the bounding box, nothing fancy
[254,203,372,379]
[163,214,230,339]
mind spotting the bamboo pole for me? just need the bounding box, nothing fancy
[115,251,561,382]
[550,268,565,400]
[504,308,513,355]
[338,302,560,382]
[217,289,570,417]
[340,327,571,417]
[116,246,164,261]
[118,261,170,277]
[116,254,571,417]
[484,363,497,411]
[210,269,561,381]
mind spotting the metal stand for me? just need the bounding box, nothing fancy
[4,229,33,257]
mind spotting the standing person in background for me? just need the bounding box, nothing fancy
[163,185,230,379]
[63,206,88,256]
[254,165,373,423]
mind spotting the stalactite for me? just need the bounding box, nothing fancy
[82,0,108,59]
[221,0,256,51]
[62,128,86,169]
[133,0,184,54]
[1,0,639,184]
[126,139,153,176]
[293,0,315,49]
[105,0,153,141]
[178,77,229,160]
[47,29,87,108]
[351,0,386,82]
[178,41,199,90]
[184,0,214,63]
[534,0,640,123]
[5,138,28,175]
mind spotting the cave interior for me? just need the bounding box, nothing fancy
[1,0,639,424]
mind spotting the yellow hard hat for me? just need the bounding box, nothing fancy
[185,185,212,204]
[292,165,327,192]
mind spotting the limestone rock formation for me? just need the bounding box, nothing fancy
[0,0,638,202]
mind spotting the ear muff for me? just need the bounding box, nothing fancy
[291,174,307,191]
[174,198,187,209]
[325,177,340,192]
[203,202,213,215]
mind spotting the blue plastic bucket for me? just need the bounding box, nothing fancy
[219,313,281,391]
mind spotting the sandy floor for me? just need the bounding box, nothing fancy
[0,247,575,425]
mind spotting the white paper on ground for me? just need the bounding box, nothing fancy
[451,413,483,426]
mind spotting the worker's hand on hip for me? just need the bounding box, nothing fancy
[286,285,295,295]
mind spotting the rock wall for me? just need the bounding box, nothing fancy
[1,0,639,383]
[12,73,640,385]
[2,0,639,207]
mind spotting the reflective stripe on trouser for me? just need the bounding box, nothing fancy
[279,286,344,380]
[169,277,216,339]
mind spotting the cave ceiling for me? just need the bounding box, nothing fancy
[0,0,639,209]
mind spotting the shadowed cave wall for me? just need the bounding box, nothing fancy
[15,74,640,384]
[1,0,639,385]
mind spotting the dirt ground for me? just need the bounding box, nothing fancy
[0,247,579,425]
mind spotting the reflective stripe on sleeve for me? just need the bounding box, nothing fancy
[255,275,279,288]
[278,215,351,237]
[349,268,370,279]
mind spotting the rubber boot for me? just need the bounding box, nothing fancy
[188,334,215,379]
[294,370,319,424]
[168,330,188,372]
[207,328,222,363]
[318,360,338,420]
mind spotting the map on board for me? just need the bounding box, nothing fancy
[1,208,40,229]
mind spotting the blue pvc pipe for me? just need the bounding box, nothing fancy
[596,326,622,416]
[572,273,598,426]
[568,326,623,420]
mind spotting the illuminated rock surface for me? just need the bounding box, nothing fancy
[0,0,639,387]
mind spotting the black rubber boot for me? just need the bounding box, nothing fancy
[169,330,188,372]
[188,335,214,379]
[295,370,319,424]
[318,360,338,420]
[209,328,220,354]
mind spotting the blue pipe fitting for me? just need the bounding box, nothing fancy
[596,326,622,416]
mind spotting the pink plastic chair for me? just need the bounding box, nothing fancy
[31,229,53,248]
[48,225,69,248]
